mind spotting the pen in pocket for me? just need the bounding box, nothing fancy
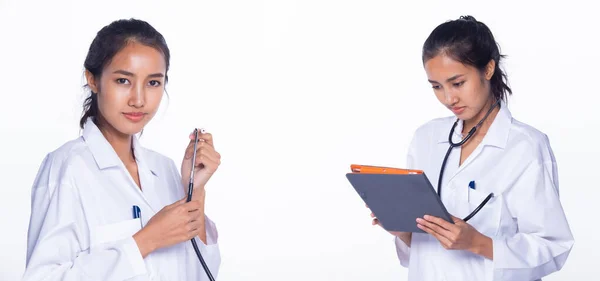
[468,181,475,202]
[132,205,143,228]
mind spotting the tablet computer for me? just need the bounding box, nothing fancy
[346,164,453,233]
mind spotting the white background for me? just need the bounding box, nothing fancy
[1,0,598,280]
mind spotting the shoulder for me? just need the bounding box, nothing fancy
[405,116,454,167]
[410,115,455,142]
[507,117,556,164]
[503,116,563,198]
[38,137,89,181]
[32,137,89,193]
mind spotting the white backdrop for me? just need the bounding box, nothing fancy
[1,0,598,280]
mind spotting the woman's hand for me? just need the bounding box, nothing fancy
[416,215,493,259]
[133,198,203,258]
[181,129,221,197]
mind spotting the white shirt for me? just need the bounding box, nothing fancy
[23,119,221,281]
[395,103,574,281]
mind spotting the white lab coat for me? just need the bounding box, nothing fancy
[23,118,221,281]
[395,102,574,281]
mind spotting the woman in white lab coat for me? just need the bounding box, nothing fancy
[23,18,221,280]
[370,16,574,280]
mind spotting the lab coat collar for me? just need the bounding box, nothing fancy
[81,118,159,176]
[132,133,160,177]
[437,101,512,149]
[482,102,512,149]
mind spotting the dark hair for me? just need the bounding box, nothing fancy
[79,18,171,129]
[422,15,512,102]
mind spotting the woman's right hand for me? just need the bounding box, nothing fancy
[133,198,203,258]
[368,205,412,246]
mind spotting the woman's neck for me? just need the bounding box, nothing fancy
[462,99,499,138]
[95,117,135,164]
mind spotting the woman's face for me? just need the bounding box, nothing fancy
[86,41,166,136]
[424,53,494,121]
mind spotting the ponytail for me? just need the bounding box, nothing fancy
[79,91,98,129]
[489,58,512,102]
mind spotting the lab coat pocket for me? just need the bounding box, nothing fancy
[465,188,502,237]
[90,218,142,251]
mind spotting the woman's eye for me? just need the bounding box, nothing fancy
[148,80,161,87]
[432,85,441,90]
[453,81,465,87]
[116,78,130,84]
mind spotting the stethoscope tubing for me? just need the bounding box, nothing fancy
[437,100,500,222]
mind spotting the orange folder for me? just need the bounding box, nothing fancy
[350,164,423,175]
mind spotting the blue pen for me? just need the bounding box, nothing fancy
[132,205,143,228]
[467,181,475,202]
[469,181,476,190]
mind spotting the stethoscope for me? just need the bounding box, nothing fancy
[187,128,215,281]
[436,99,500,222]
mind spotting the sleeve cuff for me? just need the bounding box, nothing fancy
[122,236,147,276]
[192,215,221,276]
[486,237,506,281]
[491,236,507,269]
[204,215,219,246]
[394,236,411,268]
[192,232,221,279]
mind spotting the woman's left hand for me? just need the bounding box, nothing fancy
[416,215,492,259]
[181,129,221,196]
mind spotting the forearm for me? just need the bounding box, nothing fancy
[470,233,493,260]
[133,230,158,258]
[397,232,412,247]
[192,187,207,244]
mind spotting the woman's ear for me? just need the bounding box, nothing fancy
[85,70,99,94]
[484,60,495,80]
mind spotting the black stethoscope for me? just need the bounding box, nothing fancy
[436,99,500,222]
[187,129,215,281]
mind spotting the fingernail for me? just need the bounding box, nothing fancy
[416,218,422,223]
[424,215,430,220]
